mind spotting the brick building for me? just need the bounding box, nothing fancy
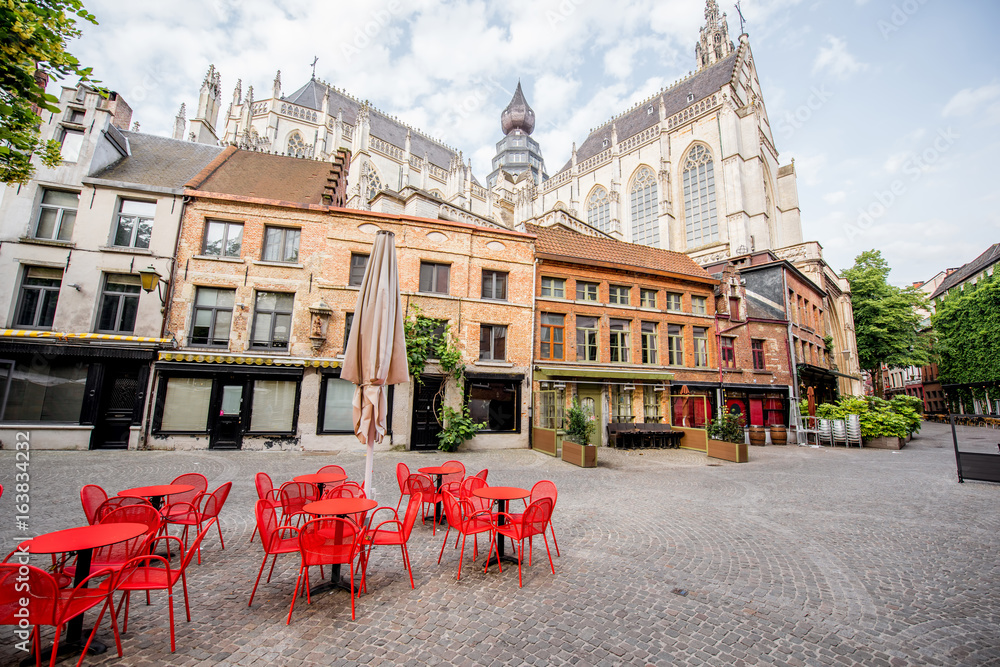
[151,147,535,452]
[527,223,719,449]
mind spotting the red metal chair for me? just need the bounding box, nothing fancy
[160,473,208,521]
[474,468,488,483]
[93,496,151,523]
[317,464,347,477]
[0,562,124,667]
[252,473,282,542]
[279,481,318,527]
[62,505,161,581]
[487,497,555,587]
[512,480,561,556]
[322,481,365,499]
[403,473,439,532]
[361,492,423,590]
[395,462,410,507]
[458,476,491,513]
[440,460,466,495]
[114,519,216,653]
[288,518,365,623]
[437,491,494,581]
[80,484,108,525]
[164,482,232,563]
[249,500,300,607]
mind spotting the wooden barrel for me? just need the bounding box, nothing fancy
[769,425,787,445]
[748,426,766,446]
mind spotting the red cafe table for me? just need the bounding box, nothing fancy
[118,484,195,511]
[303,498,378,593]
[418,466,462,524]
[21,522,148,661]
[473,486,529,567]
[293,472,347,498]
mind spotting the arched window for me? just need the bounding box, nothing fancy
[587,186,610,233]
[630,166,659,247]
[682,144,719,247]
[287,132,306,158]
[363,162,382,202]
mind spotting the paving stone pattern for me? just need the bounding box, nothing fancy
[0,421,997,666]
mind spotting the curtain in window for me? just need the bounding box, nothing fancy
[160,377,212,431]
[323,377,355,431]
[250,380,297,432]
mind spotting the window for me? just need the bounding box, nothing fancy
[729,297,741,321]
[576,316,598,362]
[609,319,630,363]
[643,385,662,422]
[190,287,235,346]
[537,386,564,430]
[0,358,88,423]
[65,108,86,124]
[60,128,84,162]
[640,289,657,309]
[576,281,598,301]
[479,324,507,361]
[721,337,736,368]
[482,270,508,300]
[540,313,564,360]
[202,220,243,258]
[587,186,611,233]
[249,379,297,432]
[97,274,141,333]
[262,227,300,263]
[610,385,632,422]
[343,312,354,351]
[609,285,630,305]
[667,324,684,366]
[541,277,565,298]
[287,132,307,158]
[159,377,212,431]
[250,291,294,349]
[752,339,766,370]
[34,189,78,241]
[665,292,683,312]
[349,253,369,286]
[682,144,720,247]
[466,379,520,432]
[630,166,659,247]
[641,322,657,364]
[320,376,355,432]
[112,199,155,249]
[693,327,708,367]
[419,261,450,294]
[692,295,707,315]
[15,267,62,328]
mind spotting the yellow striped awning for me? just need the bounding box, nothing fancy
[0,330,173,344]
[157,352,341,368]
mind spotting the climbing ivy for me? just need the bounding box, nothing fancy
[932,272,1000,386]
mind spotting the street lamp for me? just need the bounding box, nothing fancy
[137,265,166,303]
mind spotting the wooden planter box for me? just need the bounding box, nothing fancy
[532,427,559,457]
[562,440,597,468]
[864,435,906,450]
[707,438,749,463]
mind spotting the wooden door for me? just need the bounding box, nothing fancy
[410,375,444,450]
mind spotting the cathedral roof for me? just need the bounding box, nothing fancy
[285,79,459,170]
[500,81,535,135]
[89,132,224,189]
[528,223,716,283]
[553,51,739,175]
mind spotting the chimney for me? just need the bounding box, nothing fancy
[106,91,133,130]
[324,148,352,207]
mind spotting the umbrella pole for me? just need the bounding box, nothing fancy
[364,441,375,501]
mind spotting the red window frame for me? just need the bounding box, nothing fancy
[751,339,765,370]
[721,337,736,368]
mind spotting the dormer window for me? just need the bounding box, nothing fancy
[602,138,609,148]
[687,93,695,103]
[647,106,654,115]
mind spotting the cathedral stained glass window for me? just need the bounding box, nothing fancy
[363,162,383,202]
[287,132,307,158]
[682,144,719,248]
[587,186,610,233]
[630,166,659,247]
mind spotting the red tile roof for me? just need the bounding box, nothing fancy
[527,223,717,284]
[185,148,335,205]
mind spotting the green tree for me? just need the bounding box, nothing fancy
[1,0,100,184]
[932,272,1000,387]
[841,250,929,398]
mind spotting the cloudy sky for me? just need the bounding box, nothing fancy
[68,0,999,285]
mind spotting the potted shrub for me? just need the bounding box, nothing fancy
[561,399,597,468]
[706,412,749,463]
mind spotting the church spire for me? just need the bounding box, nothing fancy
[500,80,535,135]
[695,0,734,71]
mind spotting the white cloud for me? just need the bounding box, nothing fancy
[942,81,1000,119]
[811,36,867,80]
[823,190,846,205]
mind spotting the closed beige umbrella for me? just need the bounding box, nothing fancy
[341,230,409,499]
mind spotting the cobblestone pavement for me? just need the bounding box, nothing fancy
[0,421,997,666]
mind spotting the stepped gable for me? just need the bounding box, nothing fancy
[90,132,224,188]
[284,79,458,170]
[186,148,333,206]
[930,243,1000,299]
[554,52,739,175]
[528,223,716,283]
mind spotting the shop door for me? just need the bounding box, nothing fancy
[92,368,141,449]
[410,375,444,450]
[211,380,244,449]
[577,386,602,446]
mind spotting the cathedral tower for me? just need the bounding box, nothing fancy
[188,64,222,144]
[487,82,547,187]
[695,0,735,71]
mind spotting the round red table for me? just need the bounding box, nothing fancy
[22,523,148,659]
[302,498,377,593]
[473,486,529,566]
[418,466,463,524]
[293,472,347,498]
[118,484,195,511]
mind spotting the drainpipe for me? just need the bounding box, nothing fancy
[528,257,538,449]
[782,270,799,430]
